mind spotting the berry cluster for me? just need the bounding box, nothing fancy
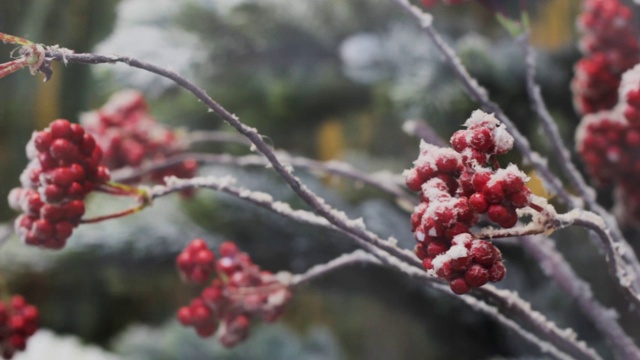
[577,64,640,223]
[177,240,291,347]
[572,0,639,115]
[8,119,110,249]
[0,295,39,359]
[80,90,197,185]
[405,110,531,294]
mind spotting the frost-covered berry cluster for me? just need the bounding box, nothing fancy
[405,110,531,294]
[0,295,39,359]
[8,119,110,249]
[577,64,640,223]
[81,90,197,185]
[572,0,639,115]
[177,240,292,347]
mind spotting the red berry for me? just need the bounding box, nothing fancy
[449,278,470,294]
[464,264,490,288]
[49,119,72,139]
[470,240,497,267]
[489,262,506,282]
[219,241,239,257]
[487,205,518,228]
[468,193,488,213]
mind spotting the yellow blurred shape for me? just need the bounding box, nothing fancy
[34,62,61,128]
[530,0,581,49]
[316,118,344,161]
[527,170,551,199]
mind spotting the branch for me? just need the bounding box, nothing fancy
[111,152,417,205]
[402,119,448,147]
[391,0,640,312]
[389,0,578,208]
[292,250,588,360]
[520,235,640,360]
[43,48,599,360]
[45,49,418,274]
[519,32,640,298]
[475,285,601,360]
[181,130,253,148]
[150,175,600,360]
[150,175,421,271]
[291,250,382,286]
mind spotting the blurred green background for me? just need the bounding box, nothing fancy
[0,0,634,359]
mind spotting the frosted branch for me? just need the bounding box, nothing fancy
[437,283,575,360]
[182,130,253,148]
[476,286,601,360]
[151,175,421,271]
[291,250,382,286]
[402,119,448,147]
[389,0,578,208]
[44,49,419,275]
[521,235,640,359]
[111,152,416,205]
[519,32,640,305]
[43,45,600,360]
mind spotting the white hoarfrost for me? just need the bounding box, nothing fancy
[619,63,640,98]
[486,164,529,188]
[461,110,514,154]
[431,234,471,272]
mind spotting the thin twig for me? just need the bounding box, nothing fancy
[402,119,448,147]
[111,152,416,205]
[389,0,578,208]
[475,285,601,360]
[292,250,582,360]
[519,32,640,299]
[42,48,600,360]
[182,130,253,148]
[521,235,640,360]
[291,250,382,286]
[150,175,421,270]
[391,0,640,311]
[45,49,417,271]
[150,175,600,360]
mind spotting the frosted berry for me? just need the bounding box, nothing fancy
[80,90,198,189]
[176,240,292,347]
[404,111,536,293]
[0,295,39,359]
[9,120,111,249]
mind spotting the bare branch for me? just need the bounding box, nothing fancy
[389,0,578,208]
[402,119,448,147]
[519,32,640,299]
[45,49,418,274]
[111,152,416,205]
[521,235,640,360]
[291,250,382,286]
[150,175,600,360]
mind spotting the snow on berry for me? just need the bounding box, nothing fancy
[405,110,534,293]
[8,119,110,249]
[176,240,292,347]
[80,90,198,187]
[451,110,514,166]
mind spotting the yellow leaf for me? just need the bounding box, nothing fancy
[527,170,551,199]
